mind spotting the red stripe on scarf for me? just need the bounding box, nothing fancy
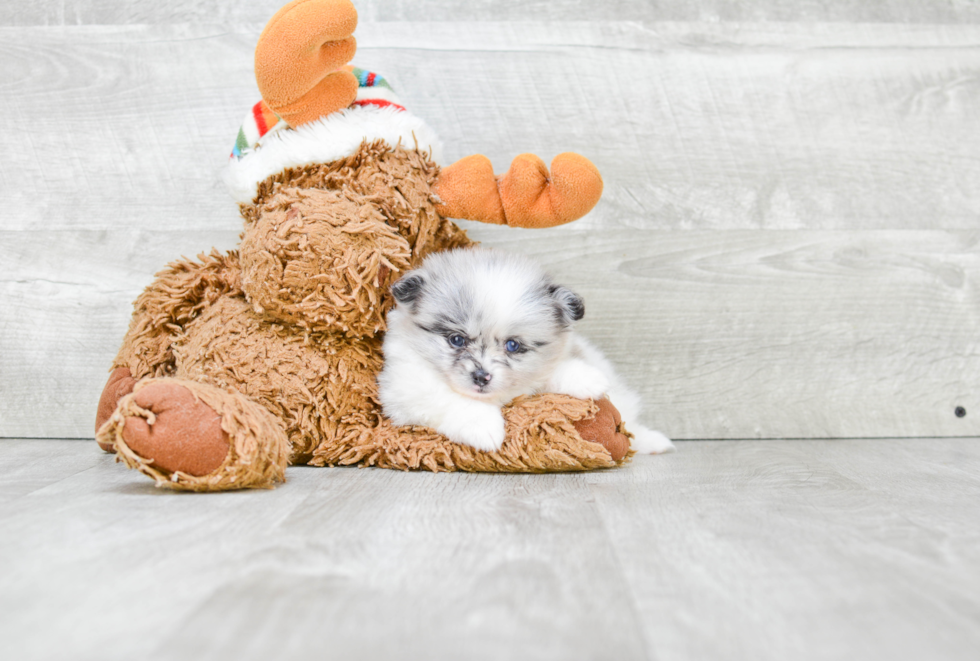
[353,99,406,112]
[252,101,270,135]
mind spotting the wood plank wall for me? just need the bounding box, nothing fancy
[1,1,978,440]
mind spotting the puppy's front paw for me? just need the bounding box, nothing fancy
[437,404,506,452]
[548,360,610,400]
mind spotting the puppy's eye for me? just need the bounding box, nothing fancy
[505,339,521,353]
[448,334,467,348]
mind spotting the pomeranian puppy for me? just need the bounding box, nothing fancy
[377,248,673,454]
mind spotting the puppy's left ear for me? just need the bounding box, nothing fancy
[391,273,425,307]
[550,285,585,324]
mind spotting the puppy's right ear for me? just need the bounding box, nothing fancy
[391,273,425,307]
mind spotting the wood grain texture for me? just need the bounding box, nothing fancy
[585,439,980,661]
[3,23,980,231]
[2,13,979,441]
[2,438,979,660]
[476,227,980,440]
[2,228,977,439]
[0,439,648,661]
[6,0,980,26]
[0,25,249,233]
[0,229,240,437]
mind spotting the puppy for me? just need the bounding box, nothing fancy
[377,248,673,454]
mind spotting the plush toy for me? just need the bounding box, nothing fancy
[94,0,632,491]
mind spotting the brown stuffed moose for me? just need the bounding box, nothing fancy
[95,0,633,491]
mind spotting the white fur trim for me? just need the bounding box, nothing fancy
[224,104,442,203]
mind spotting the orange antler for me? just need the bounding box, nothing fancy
[434,153,604,229]
[254,0,359,127]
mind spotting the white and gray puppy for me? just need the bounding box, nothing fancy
[378,247,673,454]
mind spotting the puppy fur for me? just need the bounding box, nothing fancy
[378,248,673,454]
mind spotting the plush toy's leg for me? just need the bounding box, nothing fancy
[312,394,631,473]
[96,378,289,491]
[111,250,241,381]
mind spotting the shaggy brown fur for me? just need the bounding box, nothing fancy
[243,140,470,258]
[113,250,242,380]
[97,142,631,490]
[174,296,381,465]
[313,396,626,473]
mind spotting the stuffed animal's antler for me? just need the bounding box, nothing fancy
[254,0,602,227]
[255,0,359,127]
[434,153,604,229]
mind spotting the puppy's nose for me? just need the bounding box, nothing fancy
[472,369,492,387]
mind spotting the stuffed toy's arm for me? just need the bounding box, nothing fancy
[433,153,603,229]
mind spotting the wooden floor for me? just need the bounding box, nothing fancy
[2,438,979,660]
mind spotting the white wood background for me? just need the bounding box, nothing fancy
[1,1,979,439]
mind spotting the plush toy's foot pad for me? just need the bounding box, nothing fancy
[120,381,230,477]
[573,398,631,462]
[95,367,138,451]
[96,378,290,491]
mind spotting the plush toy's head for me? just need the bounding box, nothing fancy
[224,0,604,338]
[236,141,470,337]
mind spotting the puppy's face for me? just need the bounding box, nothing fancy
[390,249,584,404]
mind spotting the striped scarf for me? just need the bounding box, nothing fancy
[231,67,405,159]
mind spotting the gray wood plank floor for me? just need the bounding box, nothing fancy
[2,438,978,661]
